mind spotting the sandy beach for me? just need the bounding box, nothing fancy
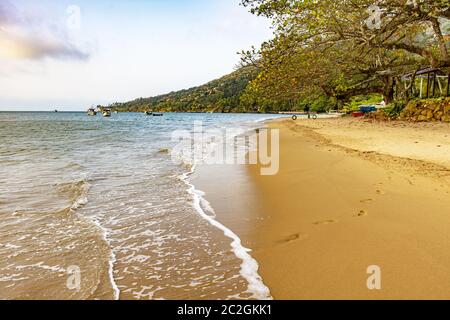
[195,117,450,300]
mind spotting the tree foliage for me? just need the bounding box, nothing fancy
[240,0,450,107]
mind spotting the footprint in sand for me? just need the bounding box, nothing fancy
[376,189,386,195]
[360,198,373,203]
[313,219,338,226]
[355,210,368,217]
[277,233,308,245]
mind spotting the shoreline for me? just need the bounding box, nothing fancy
[195,117,450,299]
[181,165,272,300]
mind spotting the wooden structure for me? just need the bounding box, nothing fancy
[402,67,450,99]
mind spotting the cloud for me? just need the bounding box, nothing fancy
[0,1,18,24]
[0,1,89,61]
[0,30,90,61]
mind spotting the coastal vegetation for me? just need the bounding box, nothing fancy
[112,0,449,115]
[367,97,450,121]
[111,67,258,113]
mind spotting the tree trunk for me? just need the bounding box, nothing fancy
[383,76,395,104]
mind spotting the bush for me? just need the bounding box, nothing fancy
[384,100,407,118]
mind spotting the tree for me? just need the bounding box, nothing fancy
[240,0,450,105]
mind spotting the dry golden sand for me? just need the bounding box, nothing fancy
[195,117,450,300]
[296,117,450,169]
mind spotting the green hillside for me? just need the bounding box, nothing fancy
[111,66,259,113]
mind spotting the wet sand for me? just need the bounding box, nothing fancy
[195,118,450,300]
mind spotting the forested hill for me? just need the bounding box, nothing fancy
[111,67,258,113]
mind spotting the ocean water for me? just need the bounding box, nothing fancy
[0,112,286,300]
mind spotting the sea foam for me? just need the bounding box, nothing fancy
[180,165,272,300]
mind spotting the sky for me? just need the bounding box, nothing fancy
[0,0,273,111]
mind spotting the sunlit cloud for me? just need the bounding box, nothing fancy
[0,1,89,61]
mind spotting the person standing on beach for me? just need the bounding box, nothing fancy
[304,104,311,119]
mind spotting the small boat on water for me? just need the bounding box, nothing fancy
[144,111,152,116]
[87,108,97,116]
[102,108,112,117]
[153,113,164,117]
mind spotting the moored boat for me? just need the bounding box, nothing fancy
[87,108,97,116]
[102,108,112,117]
